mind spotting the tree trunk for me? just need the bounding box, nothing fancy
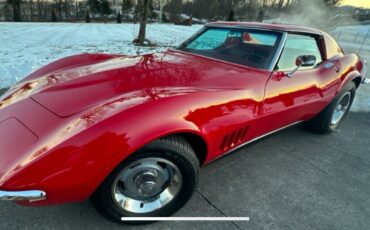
[227,9,234,21]
[37,0,41,21]
[12,0,21,22]
[58,0,62,20]
[29,0,34,22]
[136,0,149,45]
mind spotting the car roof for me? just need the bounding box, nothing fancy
[207,21,323,35]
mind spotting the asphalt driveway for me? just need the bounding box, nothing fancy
[0,88,369,230]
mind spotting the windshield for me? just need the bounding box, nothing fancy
[178,27,282,70]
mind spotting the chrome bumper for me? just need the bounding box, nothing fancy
[0,190,46,202]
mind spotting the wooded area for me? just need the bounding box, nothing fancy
[0,0,354,45]
[2,0,341,23]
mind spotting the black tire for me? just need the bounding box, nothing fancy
[91,135,199,224]
[304,82,356,134]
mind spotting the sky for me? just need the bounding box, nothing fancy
[340,0,370,8]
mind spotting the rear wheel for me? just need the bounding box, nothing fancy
[304,82,356,134]
[91,136,199,224]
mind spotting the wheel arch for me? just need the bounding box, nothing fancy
[121,129,209,167]
[352,76,362,88]
[164,132,208,166]
[337,70,361,94]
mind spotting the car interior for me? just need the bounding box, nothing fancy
[214,32,276,69]
[181,30,280,70]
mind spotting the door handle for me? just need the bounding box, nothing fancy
[335,66,340,73]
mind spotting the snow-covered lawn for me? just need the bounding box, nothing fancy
[0,22,202,87]
[0,22,369,112]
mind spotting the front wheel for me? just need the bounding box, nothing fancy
[304,82,356,134]
[91,136,199,224]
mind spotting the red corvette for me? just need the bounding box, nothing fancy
[0,22,368,222]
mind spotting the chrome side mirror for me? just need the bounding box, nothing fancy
[287,55,316,78]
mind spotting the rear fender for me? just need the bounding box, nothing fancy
[336,70,361,94]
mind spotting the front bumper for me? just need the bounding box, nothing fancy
[0,190,46,202]
[360,57,369,85]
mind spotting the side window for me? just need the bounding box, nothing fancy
[276,34,323,71]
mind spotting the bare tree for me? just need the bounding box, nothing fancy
[322,0,342,6]
[167,0,182,21]
[122,0,133,19]
[52,8,57,21]
[7,0,22,21]
[134,0,150,45]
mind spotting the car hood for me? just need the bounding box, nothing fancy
[0,50,263,117]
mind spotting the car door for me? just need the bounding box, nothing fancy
[258,33,340,135]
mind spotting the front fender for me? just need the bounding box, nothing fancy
[2,94,209,206]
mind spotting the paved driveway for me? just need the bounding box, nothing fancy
[0,109,369,229]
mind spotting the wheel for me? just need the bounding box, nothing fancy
[304,82,356,134]
[91,136,199,224]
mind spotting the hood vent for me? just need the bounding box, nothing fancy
[220,126,249,151]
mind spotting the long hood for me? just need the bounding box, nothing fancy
[0,50,265,117]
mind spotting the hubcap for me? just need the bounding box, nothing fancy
[331,92,351,125]
[112,157,182,214]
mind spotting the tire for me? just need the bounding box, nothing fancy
[91,136,199,224]
[304,82,356,134]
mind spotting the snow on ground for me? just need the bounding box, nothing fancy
[0,22,202,87]
[0,22,369,112]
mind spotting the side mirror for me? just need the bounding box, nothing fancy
[287,55,316,78]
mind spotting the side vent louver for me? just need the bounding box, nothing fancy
[220,126,249,151]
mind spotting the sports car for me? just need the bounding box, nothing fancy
[0,22,368,223]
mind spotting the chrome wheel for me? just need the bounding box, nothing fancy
[331,92,351,125]
[111,157,183,214]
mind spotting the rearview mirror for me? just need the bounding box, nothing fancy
[287,55,316,78]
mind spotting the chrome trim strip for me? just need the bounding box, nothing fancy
[206,23,323,36]
[269,32,287,71]
[0,190,46,202]
[217,121,303,160]
[206,24,286,33]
